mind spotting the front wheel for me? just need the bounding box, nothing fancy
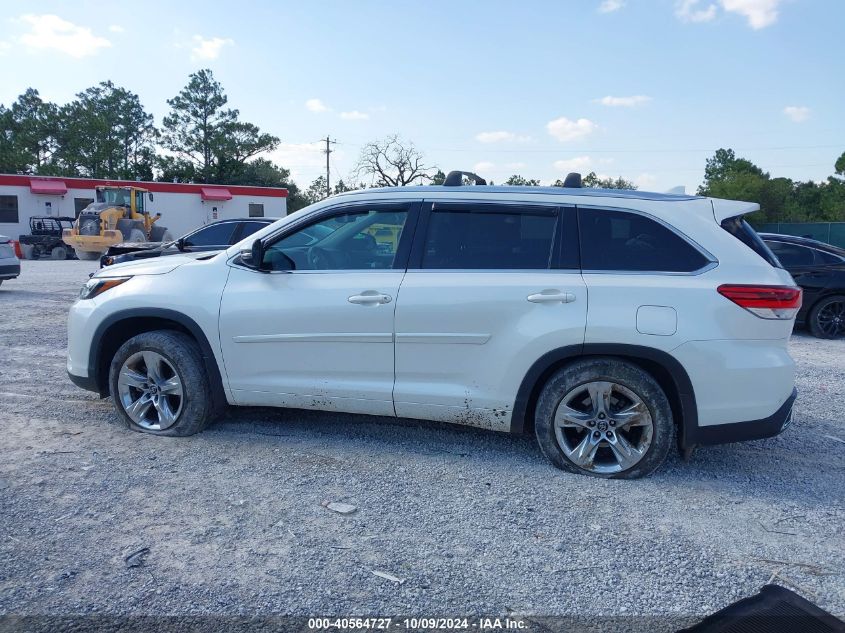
[534,358,674,479]
[108,330,217,436]
[51,246,67,260]
[808,295,845,339]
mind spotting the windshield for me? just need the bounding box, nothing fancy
[95,188,131,206]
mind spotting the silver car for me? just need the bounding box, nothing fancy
[0,235,21,287]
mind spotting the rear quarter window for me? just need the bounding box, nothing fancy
[579,208,710,273]
[721,217,781,268]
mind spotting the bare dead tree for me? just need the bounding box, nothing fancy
[353,135,435,186]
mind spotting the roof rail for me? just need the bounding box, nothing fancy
[562,172,582,188]
[443,171,487,186]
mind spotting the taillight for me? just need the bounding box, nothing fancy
[717,284,802,320]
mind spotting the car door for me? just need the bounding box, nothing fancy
[392,201,587,431]
[219,200,419,415]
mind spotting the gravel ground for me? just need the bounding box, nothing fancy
[0,260,843,627]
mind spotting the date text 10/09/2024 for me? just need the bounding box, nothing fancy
[307,618,528,630]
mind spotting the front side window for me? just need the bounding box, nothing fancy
[262,207,408,271]
[421,206,558,270]
[580,208,709,272]
[183,222,237,247]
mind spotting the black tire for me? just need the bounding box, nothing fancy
[807,295,845,339]
[51,246,67,260]
[108,330,217,436]
[534,358,674,479]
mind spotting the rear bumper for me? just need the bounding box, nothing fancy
[0,262,20,278]
[684,387,797,447]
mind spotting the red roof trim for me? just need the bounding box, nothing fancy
[200,187,233,201]
[29,179,68,195]
[0,174,287,198]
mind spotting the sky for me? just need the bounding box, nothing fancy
[1,0,843,193]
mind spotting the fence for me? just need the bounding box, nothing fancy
[756,222,845,249]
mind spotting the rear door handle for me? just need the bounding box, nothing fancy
[348,291,392,305]
[527,291,576,304]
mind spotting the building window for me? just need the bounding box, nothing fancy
[249,203,264,218]
[0,195,19,223]
[74,198,94,217]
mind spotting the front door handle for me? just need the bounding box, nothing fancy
[348,291,392,305]
[527,290,576,304]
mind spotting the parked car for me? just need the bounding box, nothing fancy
[100,218,278,267]
[68,172,801,479]
[761,233,845,338]
[19,216,77,260]
[0,234,21,287]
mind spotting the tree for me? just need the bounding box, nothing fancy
[576,172,637,190]
[430,169,446,185]
[161,69,278,183]
[56,81,157,179]
[504,174,540,186]
[354,135,435,186]
[0,89,61,174]
[835,151,845,178]
[697,148,767,199]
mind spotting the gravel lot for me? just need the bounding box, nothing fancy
[1,260,843,627]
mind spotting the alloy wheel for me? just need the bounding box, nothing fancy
[816,299,845,338]
[553,381,654,475]
[116,351,184,431]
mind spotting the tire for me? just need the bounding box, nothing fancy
[108,330,217,436]
[127,229,147,243]
[74,249,101,261]
[50,246,67,260]
[534,358,674,479]
[808,294,845,339]
[20,244,35,260]
[149,225,173,242]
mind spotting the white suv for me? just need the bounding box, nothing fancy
[67,172,800,478]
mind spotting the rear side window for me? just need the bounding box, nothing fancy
[721,217,781,268]
[422,206,558,270]
[579,208,709,272]
[183,222,237,247]
[765,241,815,267]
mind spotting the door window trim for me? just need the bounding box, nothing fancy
[407,200,577,272]
[232,199,421,274]
[576,204,718,276]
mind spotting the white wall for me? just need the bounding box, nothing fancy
[0,185,287,240]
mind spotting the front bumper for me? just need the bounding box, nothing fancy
[683,387,797,448]
[67,369,100,394]
[0,262,20,279]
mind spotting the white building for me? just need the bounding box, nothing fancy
[0,174,288,240]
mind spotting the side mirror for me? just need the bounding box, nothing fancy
[250,239,264,269]
[176,237,186,252]
[148,192,154,202]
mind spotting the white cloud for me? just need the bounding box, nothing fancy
[546,117,598,142]
[340,110,369,120]
[108,24,124,33]
[474,130,530,143]
[675,0,717,23]
[553,156,593,172]
[783,106,810,122]
[473,161,496,173]
[305,98,331,113]
[596,95,652,107]
[17,14,112,58]
[720,0,781,29]
[190,35,234,61]
[598,0,626,13]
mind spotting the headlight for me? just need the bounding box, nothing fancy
[79,276,131,300]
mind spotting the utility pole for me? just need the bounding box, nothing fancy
[323,136,335,197]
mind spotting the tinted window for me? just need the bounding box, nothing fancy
[263,208,408,271]
[0,195,19,223]
[721,217,781,268]
[183,222,237,247]
[765,241,815,267]
[235,221,270,242]
[422,207,557,270]
[580,208,709,272]
[815,249,845,265]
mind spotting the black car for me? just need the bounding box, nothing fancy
[101,218,276,267]
[761,233,845,339]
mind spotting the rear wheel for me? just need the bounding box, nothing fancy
[534,358,674,479]
[108,330,217,436]
[50,246,67,260]
[808,295,845,339]
[128,229,147,243]
[74,249,100,261]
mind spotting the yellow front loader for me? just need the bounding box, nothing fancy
[63,186,172,260]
